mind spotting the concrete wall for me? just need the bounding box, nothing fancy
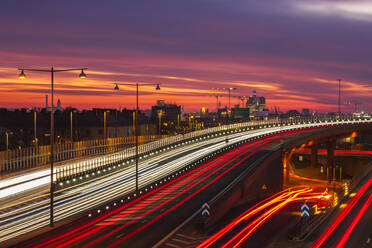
[205,150,283,227]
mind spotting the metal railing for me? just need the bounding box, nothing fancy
[1,116,371,176]
[0,135,168,174]
[55,117,372,183]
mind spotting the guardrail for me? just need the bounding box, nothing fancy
[0,135,169,174]
[55,117,372,187]
[1,116,371,177]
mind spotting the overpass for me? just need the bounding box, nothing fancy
[1,117,372,247]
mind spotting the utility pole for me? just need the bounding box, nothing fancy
[6,132,8,152]
[34,111,38,146]
[177,114,180,130]
[70,111,73,142]
[50,67,54,227]
[338,79,341,115]
[114,82,160,194]
[133,111,136,135]
[135,82,139,193]
[104,111,107,139]
[18,66,87,227]
[213,95,223,112]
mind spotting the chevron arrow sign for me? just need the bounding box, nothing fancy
[301,203,310,217]
[201,202,210,217]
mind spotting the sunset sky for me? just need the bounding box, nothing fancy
[0,0,371,112]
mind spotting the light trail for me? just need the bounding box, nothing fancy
[311,176,372,248]
[289,172,343,186]
[1,119,355,200]
[197,187,331,248]
[1,129,267,242]
[105,139,281,248]
[296,148,372,156]
[29,135,280,248]
[0,120,351,245]
[14,130,292,247]
[0,125,317,243]
[335,191,372,248]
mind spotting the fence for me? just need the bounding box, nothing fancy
[56,117,362,181]
[0,135,168,174]
[1,116,370,175]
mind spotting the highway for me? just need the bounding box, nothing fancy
[10,127,321,248]
[0,124,314,245]
[0,119,364,200]
[0,119,369,246]
[311,176,372,248]
[196,187,332,248]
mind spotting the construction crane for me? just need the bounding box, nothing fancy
[234,95,248,108]
[210,94,224,112]
[212,87,237,111]
[344,99,362,113]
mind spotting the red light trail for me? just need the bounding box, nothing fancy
[15,126,322,248]
[23,133,281,248]
[311,176,372,248]
[296,148,372,156]
[197,187,331,248]
[335,191,372,248]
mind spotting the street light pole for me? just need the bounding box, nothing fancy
[70,111,73,142]
[229,89,231,110]
[337,79,341,115]
[177,114,180,130]
[50,67,54,227]
[104,111,107,139]
[114,82,160,194]
[158,111,162,135]
[6,132,8,152]
[132,112,136,135]
[34,111,37,146]
[18,67,87,227]
[135,83,139,193]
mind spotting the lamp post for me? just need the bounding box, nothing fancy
[34,111,38,146]
[104,111,108,139]
[114,82,160,194]
[337,79,341,116]
[158,110,162,135]
[18,67,87,227]
[70,111,73,142]
[177,114,180,130]
[133,111,136,135]
[5,132,8,152]
[226,87,236,111]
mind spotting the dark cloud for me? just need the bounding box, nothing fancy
[0,0,371,111]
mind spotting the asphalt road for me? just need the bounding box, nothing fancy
[13,133,283,248]
[310,176,372,248]
[2,120,365,247]
[1,126,297,245]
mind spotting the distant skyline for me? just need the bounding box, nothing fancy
[0,0,371,112]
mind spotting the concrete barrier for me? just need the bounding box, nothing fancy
[205,149,283,227]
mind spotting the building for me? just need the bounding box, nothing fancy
[246,91,267,118]
[302,108,310,116]
[231,107,250,119]
[151,100,181,123]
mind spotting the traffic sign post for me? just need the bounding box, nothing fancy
[301,202,310,217]
[201,202,210,217]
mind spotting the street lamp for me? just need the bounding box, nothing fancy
[158,110,163,135]
[34,111,38,146]
[18,66,87,227]
[337,79,341,116]
[114,82,160,194]
[225,87,237,111]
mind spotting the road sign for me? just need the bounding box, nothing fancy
[201,202,210,217]
[301,203,310,217]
